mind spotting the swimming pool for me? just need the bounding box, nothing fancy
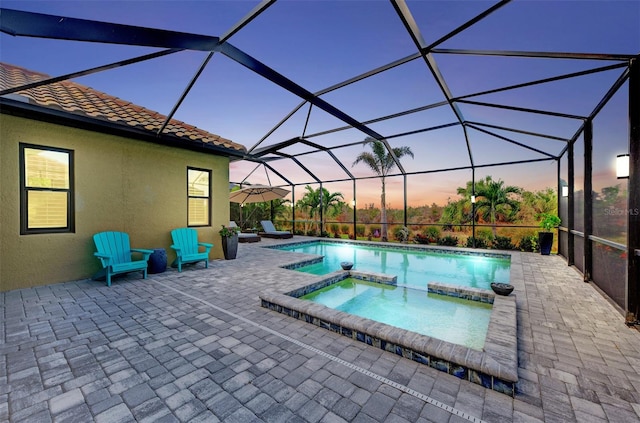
[274,241,510,290]
[301,277,492,349]
[261,240,519,396]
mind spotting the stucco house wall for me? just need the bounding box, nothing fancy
[1,114,230,291]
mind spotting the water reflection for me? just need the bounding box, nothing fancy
[455,255,511,288]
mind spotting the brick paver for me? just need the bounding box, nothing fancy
[2,237,640,422]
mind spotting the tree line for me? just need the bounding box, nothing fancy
[231,137,626,246]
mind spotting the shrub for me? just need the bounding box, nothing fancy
[306,229,317,236]
[414,233,430,244]
[519,235,539,252]
[320,230,330,238]
[466,236,488,249]
[476,228,494,241]
[393,226,410,242]
[341,224,350,234]
[492,236,514,250]
[329,223,340,234]
[369,226,381,237]
[333,232,341,238]
[294,229,305,236]
[356,225,366,237]
[438,235,458,246]
[423,226,441,243]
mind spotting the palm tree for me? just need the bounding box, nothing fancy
[297,185,344,233]
[352,137,414,241]
[439,197,472,231]
[471,176,522,237]
[520,187,557,222]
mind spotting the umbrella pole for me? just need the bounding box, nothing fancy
[244,206,260,229]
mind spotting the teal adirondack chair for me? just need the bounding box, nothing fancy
[170,228,213,272]
[93,231,153,287]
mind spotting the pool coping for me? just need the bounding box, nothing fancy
[258,242,518,396]
[263,238,512,260]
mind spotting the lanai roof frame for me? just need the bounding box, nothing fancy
[1,0,639,321]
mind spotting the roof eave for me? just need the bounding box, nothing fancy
[0,98,247,158]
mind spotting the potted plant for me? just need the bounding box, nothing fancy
[219,225,240,260]
[538,213,561,255]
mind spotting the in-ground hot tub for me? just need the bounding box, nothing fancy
[260,267,518,396]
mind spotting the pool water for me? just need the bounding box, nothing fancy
[277,241,510,290]
[301,278,492,350]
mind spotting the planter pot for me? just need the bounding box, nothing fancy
[340,261,353,270]
[491,282,514,296]
[148,248,167,274]
[222,234,238,260]
[538,232,554,255]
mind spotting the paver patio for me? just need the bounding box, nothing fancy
[2,238,640,422]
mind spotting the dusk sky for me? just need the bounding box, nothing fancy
[2,1,638,206]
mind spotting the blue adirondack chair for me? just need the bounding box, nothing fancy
[170,228,213,272]
[93,231,153,287]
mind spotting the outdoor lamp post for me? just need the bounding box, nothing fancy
[351,199,356,239]
[471,195,476,248]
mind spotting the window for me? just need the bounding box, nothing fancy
[187,167,211,226]
[20,143,74,234]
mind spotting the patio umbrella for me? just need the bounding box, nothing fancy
[229,185,290,204]
[229,185,290,227]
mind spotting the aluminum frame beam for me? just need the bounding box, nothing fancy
[465,121,569,142]
[432,48,636,62]
[215,41,406,174]
[455,63,628,101]
[465,124,558,159]
[390,0,484,169]
[458,99,587,120]
[158,0,276,136]
[0,48,182,97]
[628,58,640,323]
[0,8,219,50]
[241,155,555,188]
